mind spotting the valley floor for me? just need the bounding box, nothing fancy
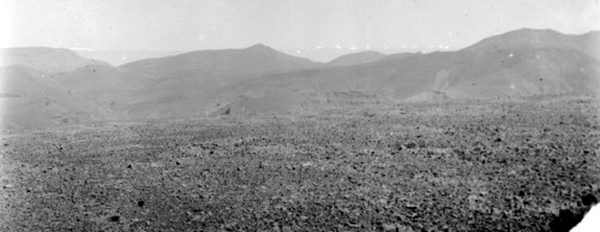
[1,96,599,231]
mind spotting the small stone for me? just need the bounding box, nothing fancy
[582,194,597,206]
[382,223,397,231]
[301,162,313,167]
[405,203,418,209]
[549,209,581,232]
[398,225,415,232]
[108,215,120,222]
[190,215,203,222]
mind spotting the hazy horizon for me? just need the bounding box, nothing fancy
[3,27,598,64]
[2,0,599,61]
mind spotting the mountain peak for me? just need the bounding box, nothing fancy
[462,28,573,53]
[246,43,273,51]
[506,27,563,37]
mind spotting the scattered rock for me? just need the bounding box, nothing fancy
[382,223,414,232]
[582,194,597,206]
[301,162,313,167]
[107,215,120,222]
[362,111,376,117]
[405,142,417,149]
[150,162,162,168]
[549,209,582,232]
[405,202,418,209]
[382,223,397,231]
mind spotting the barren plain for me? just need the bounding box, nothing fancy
[1,95,598,231]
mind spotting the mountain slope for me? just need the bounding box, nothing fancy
[463,28,598,59]
[50,65,150,113]
[0,47,109,74]
[2,28,599,127]
[208,29,599,113]
[74,50,184,66]
[118,44,323,118]
[0,65,103,129]
[52,65,145,92]
[440,28,600,97]
[123,69,226,118]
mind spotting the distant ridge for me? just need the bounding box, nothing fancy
[74,50,185,66]
[327,51,387,66]
[119,43,321,80]
[211,28,600,112]
[2,28,599,129]
[463,28,598,58]
[0,47,109,74]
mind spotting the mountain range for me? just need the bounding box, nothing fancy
[1,28,599,129]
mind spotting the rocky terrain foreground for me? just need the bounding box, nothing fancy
[1,96,599,231]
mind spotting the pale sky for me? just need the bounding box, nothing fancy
[2,0,600,59]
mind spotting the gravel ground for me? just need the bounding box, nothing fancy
[1,96,599,231]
